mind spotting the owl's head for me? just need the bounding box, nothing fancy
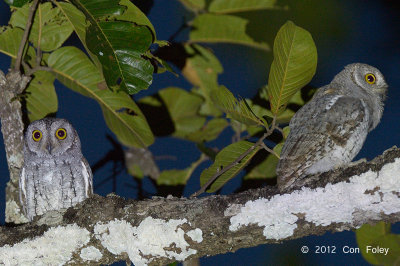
[24,118,81,158]
[334,63,388,101]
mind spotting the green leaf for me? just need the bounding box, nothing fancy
[273,142,284,156]
[372,234,400,265]
[70,0,154,94]
[0,27,23,58]
[183,44,222,88]
[282,126,290,139]
[55,2,102,69]
[25,71,58,122]
[190,14,269,51]
[356,222,392,265]
[211,86,264,127]
[177,0,205,12]
[157,154,206,186]
[186,118,228,143]
[48,46,154,147]
[183,44,223,116]
[10,2,74,51]
[4,0,28,8]
[159,87,206,138]
[245,153,278,179]
[267,21,317,115]
[200,140,260,192]
[116,0,156,38]
[209,0,277,14]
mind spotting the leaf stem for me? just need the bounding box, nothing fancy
[14,0,40,72]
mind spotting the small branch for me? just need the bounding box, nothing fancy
[26,66,52,76]
[14,0,40,72]
[260,142,280,159]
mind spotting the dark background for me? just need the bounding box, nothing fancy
[1,0,399,265]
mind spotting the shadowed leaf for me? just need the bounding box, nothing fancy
[244,153,278,179]
[25,71,58,122]
[190,13,269,51]
[186,118,228,143]
[209,0,277,14]
[70,0,154,94]
[4,0,29,7]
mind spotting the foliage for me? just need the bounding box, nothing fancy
[0,0,318,194]
[2,0,394,264]
[356,222,400,265]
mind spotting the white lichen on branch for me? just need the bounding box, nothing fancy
[0,224,90,265]
[94,217,203,265]
[228,158,400,239]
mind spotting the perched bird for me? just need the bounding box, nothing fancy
[19,118,93,221]
[276,63,388,190]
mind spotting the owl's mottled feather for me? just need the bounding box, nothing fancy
[277,63,388,190]
[19,118,93,221]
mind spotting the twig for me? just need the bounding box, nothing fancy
[14,0,40,72]
[191,116,278,198]
[190,132,270,198]
[25,66,52,76]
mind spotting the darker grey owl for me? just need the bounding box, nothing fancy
[19,118,93,221]
[276,63,388,190]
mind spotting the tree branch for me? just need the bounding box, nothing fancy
[0,71,30,223]
[14,0,40,72]
[1,146,399,265]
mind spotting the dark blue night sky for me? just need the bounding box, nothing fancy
[1,0,399,265]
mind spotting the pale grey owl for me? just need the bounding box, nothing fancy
[276,63,388,190]
[19,118,93,221]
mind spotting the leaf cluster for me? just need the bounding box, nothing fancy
[0,1,318,197]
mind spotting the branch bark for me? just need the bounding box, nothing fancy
[1,146,399,265]
[0,70,30,224]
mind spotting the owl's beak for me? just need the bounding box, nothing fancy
[46,143,52,154]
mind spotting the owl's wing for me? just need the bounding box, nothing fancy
[19,167,28,216]
[277,95,368,190]
[81,158,93,197]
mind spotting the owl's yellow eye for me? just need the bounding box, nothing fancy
[32,130,42,142]
[365,73,376,84]
[55,128,67,140]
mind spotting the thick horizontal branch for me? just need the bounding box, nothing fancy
[0,147,399,265]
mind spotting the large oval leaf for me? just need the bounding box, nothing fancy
[70,0,154,94]
[140,87,206,139]
[267,21,317,115]
[48,46,154,147]
[0,27,23,58]
[10,2,74,51]
[200,140,260,193]
[184,44,223,116]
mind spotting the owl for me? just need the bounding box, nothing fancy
[19,118,93,221]
[276,63,388,190]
